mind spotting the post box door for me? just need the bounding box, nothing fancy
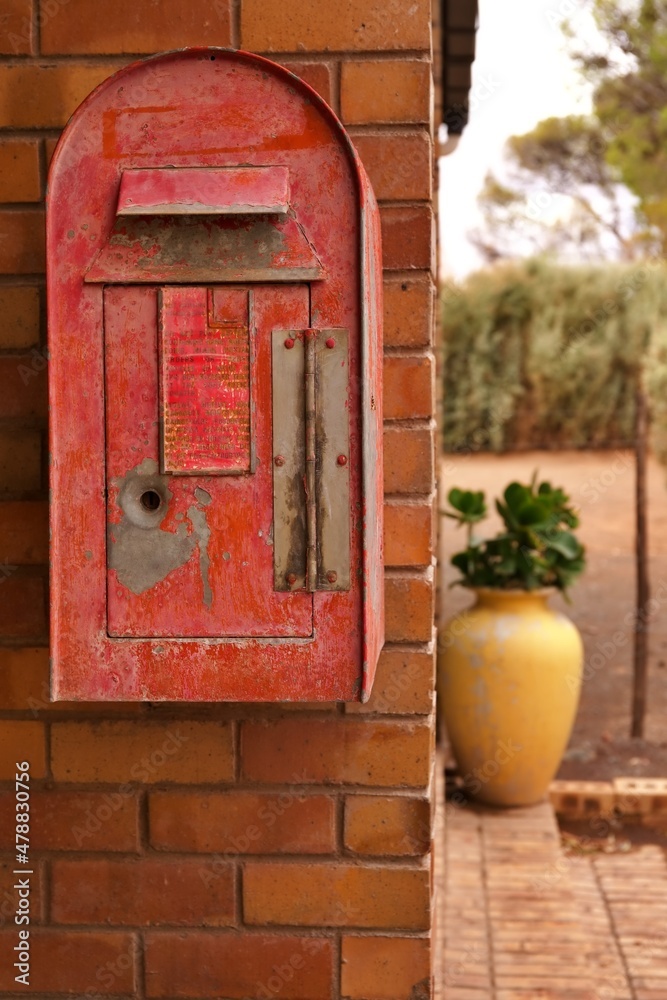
[104,281,316,638]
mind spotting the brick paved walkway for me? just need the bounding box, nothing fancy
[442,799,667,1000]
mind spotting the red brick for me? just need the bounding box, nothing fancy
[384,501,433,566]
[0,720,46,779]
[341,61,431,124]
[344,795,431,855]
[145,932,334,998]
[353,132,431,201]
[0,286,41,349]
[0,576,46,638]
[346,648,434,715]
[0,429,42,494]
[0,860,44,929]
[0,930,136,993]
[0,647,48,711]
[0,211,45,275]
[383,274,433,348]
[341,936,431,998]
[385,575,434,643]
[0,501,48,564]
[242,0,431,52]
[40,0,231,54]
[383,355,433,420]
[381,205,434,270]
[0,64,120,128]
[242,718,432,787]
[0,141,40,202]
[0,0,32,55]
[0,647,141,715]
[383,426,434,495]
[0,356,47,420]
[244,862,430,929]
[0,789,139,851]
[149,790,335,854]
[277,60,333,106]
[52,858,235,926]
[51,720,234,783]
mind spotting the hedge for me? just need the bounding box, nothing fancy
[441,258,667,461]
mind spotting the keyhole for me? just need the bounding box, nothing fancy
[140,489,162,512]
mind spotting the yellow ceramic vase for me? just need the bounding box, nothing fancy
[438,588,583,806]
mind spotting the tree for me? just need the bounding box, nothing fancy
[472,115,643,263]
[473,0,667,264]
[573,0,667,254]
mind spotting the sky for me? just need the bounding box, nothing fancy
[439,0,597,278]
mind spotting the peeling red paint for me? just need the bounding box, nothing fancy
[48,48,383,703]
[117,165,291,216]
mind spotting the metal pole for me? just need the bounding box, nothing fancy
[631,382,650,738]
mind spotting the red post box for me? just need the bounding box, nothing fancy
[47,48,384,702]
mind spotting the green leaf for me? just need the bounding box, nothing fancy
[447,487,466,510]
[546,531,583,559]
[446,488,487,524]
[516,499,552,527]
[504,482,531,512]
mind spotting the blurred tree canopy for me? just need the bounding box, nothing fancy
[473,0,667,262]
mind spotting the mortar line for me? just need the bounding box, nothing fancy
[230,0,241,49]
[136,930,147,1000]
[589,858,637,1000]
[332,930,342,1000]
[234,860,243,929]
[479,817,496,1000]
[31,0,39,56]
[334,791,345,858]
[331,59,342,118]
[138,787,150,852]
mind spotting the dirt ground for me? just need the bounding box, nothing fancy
[439,450,667,781]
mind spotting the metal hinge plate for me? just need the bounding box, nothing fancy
[272,328,350,592]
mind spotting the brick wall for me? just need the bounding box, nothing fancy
[0,2,437,998]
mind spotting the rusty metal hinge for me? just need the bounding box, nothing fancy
[272,328,350,593]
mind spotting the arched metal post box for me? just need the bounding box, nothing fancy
[47,48,384,702]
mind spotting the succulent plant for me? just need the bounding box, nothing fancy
[445,475,586,593]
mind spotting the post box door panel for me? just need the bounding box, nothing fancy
[105,282,314,638]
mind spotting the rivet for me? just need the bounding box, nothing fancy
[325,337,336,349]
[327,571,337,584]
[286,572,297,585]
[284,337,295,349]
[337,454,348,466]
[274,455,285,467]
